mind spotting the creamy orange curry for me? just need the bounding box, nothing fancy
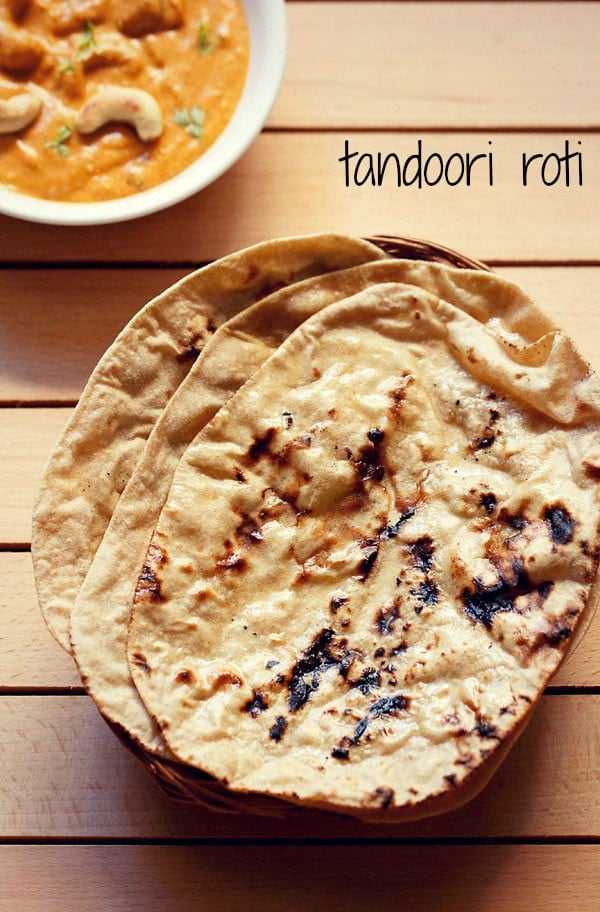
[0,0,249,201]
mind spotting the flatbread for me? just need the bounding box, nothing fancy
[128,282,600,821]
[72,258,560,757]
[32,234,386,651]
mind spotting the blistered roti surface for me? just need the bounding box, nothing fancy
[32,234,386,652]
[72,261,423,755]
[72,257,557,758]
[128,282,600,818]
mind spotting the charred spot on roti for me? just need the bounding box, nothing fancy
[380,507,417,539]
[282,411,293,429]
[243,690,269,717]
[411,579,439,612]
[193,589,212,603]
[246,427,278,463]
[175,343,202,364]
[444,774,458,787]
[527,610,578,652]
[350,667,381,694]
[235,517,263,548]
[474,434,495,451]
[461,561,553,629]
[367,428,385,445]
[583,461,600,480]
[387,376,413,416]
[286,628,338,713]
[131,652,151,674]
[216,551,247,573]
[498,508,528,531]
[352,435,386,486]
[334,694,410,756]
[372,787,395,808]
[537,581,555,600]
[374,646,385,658]
[474,719,501,740]
[332,747,350,760]
[358,538,379,580]
[391,642,408,656]
[235,469,247,484]
[137,542,168,602]
[293,435,312,450]
[543,505,576,545]
[176,669,195,685]
[269,716,287,742]
[489,409,500,423]
[579,540,600,565]
[480,493,497,515]
[375,600,400,636]
[285,630,363,712]
[212,672,243,691]
[407,536,435,572]
[330,595,348,614]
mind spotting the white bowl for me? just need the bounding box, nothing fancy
[0,0,287,226]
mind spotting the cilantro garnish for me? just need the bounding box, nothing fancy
[197,21,215,56]
[45,122,74,158]
[172,106,205,139]
[57,59,76,75]
[75,20,97,61]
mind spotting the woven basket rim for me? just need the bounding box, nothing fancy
[113,234,490,817]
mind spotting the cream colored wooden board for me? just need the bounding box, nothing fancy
[0,267,598,401]
[0,695,597,837]
[3,844,599,912]
[1,552,596,688]
[0,554,80,688]
[0,408,71,545]
[0,270,187,402]
[274,3,600,128]
[0,134,596,262]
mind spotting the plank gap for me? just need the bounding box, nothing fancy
[0,401,78,409]
[264,125,600,134]
[544,685,600,696]
[1,835,599,846]
[284,1,600,4]
[0,688,86,697]
[0,261,210,271]
[1,260,599,272]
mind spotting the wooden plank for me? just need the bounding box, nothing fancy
[0,408,71,546]
[274,3,600,129]
[0,133,597,263]
[0,695,597,837]
[2,845,599,912]
[1,552,597,689]
[1,267,598,401]
[0,554,80,689]
[0,270,187,402]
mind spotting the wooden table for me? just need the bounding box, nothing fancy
[1,3,599,909]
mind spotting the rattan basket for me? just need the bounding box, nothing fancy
[103,234,495,817]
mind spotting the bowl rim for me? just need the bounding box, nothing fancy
[0,0,287,226]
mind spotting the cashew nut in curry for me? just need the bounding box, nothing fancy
[0,89,41,132]
[0,1,249,201]
[75,86,163,142]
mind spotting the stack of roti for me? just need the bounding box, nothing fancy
[32,234,600,822]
